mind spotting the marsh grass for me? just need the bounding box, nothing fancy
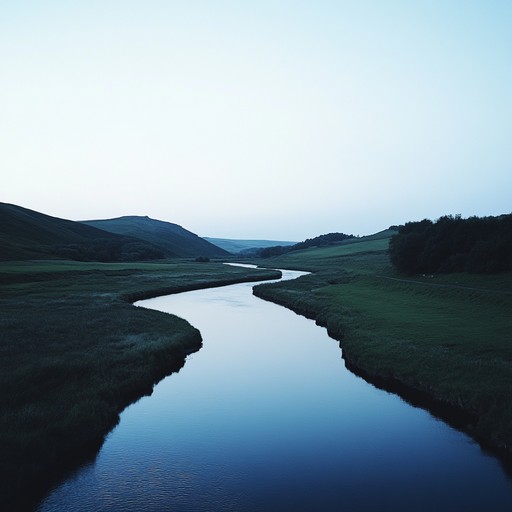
[253,235,512,455]
[0,260,280,509]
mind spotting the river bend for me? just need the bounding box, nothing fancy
[37,269,512,511]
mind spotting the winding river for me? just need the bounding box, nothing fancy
[37,268,512,511]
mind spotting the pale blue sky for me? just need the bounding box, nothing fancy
[1,1,511,239]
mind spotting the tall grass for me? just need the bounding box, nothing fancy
[0,260,280,510]
[253,234,512,456]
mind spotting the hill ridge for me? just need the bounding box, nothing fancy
[0,203,165,262]
[81,216,229,258]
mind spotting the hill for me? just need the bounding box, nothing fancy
[82,216,229,258]
[258,231,356,258]
[204,237,296,254]
[0,203,165,262]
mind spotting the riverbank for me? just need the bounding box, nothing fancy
[0,260,281,510]
[252,233,512,458]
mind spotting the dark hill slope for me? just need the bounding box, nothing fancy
[82,216,229,258]
[0,203,165,262]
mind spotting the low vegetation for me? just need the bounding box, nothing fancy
[253,229,512,457]
[0,260,280,510]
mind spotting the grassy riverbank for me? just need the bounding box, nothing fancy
[0,260,281,510]
[253,232,512,455]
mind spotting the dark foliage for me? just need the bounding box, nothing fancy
[389,214,512,274]
[259,245,290,258]
[259,232,355,258]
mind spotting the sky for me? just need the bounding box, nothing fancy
[1,0,511,240]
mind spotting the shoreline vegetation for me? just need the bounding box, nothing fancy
[0,260,281,510]
[252,229,512,463]
[3,217,512,509]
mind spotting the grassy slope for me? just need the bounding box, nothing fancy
[82,216,229,258]
[0,202,164,261]
[0,260,281,509]
[204,237,297,253]
[253,233,512,455]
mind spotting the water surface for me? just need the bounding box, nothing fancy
[38,270,512,511]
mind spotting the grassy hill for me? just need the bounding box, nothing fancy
[0,203,165,262]
[252,230,512,457]
[204,237,297,254]
[83,216,229,258]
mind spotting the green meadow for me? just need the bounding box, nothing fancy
[253,232,512,455]
[0,260,280,509]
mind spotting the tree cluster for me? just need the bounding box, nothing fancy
[389,214,512,275]
[258,232,355,259]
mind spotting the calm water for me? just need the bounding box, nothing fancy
[37,269,512,511]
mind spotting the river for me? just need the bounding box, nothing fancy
[37,268,512,511]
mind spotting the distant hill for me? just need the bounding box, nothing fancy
[82,216,229,258]
[0,203,166,262]
[258,232,356,258]
[204,237,297,254]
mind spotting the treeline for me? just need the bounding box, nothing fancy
[258,232,355,258]
[389,214,512,275]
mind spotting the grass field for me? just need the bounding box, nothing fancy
[253,234,512,456]
[0,259,280,510]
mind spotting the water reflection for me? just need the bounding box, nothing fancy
[37,271,512,512]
